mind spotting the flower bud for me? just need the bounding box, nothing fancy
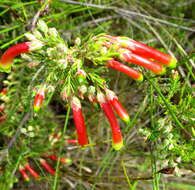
[37,20,48,33]
[48,28,58,38]
[76,69,86,84]
[61,87,70,101]
[33,29,43,39]
[56,43,68,54]
[78,85,87,99]
[75,37,81,46]
[25,33,38,41]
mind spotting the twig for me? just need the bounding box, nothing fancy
[30,0,51,30]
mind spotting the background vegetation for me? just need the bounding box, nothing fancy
[0,0,194,189]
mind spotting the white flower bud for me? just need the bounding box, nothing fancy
[101,46,108,55]
[47,47,56,57]
[75,37,81,46]
[28,126,33,131]
[33,30,43,39]
[27,41,44,51]
[37,20,48,33]
[56,43,68,54]
[48,28,58,38]
[21,54,32,61]
[58,59,67,69]
[79,85,87,94]
[88,86,96,95]
[25,33,38,41]
[21,128,27,134]
[168,143,174,150]
[29,132,35,138]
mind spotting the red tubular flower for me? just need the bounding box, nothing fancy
[0,116,6,123]
[33,88,45,112]
[97,92,123,150]
[71,96,88,146]
[0,41,43,72]
[42,154,72,165]
[66,139,78,144]
[107,59,143,82]
[0,105,5,112]
[105,89,130,123]
[120,49,166,75]
[24,163,40,179]
[19,166,30,181]
[113,36,177,68]
[39,159,56,175]
[0,88,7,95]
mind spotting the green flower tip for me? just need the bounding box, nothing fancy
[136,74,144,82]
[34,106,40,112]
[168,57,177,69]
[0,64,11,73]
[65,158,72,165]
[157,67,166,75]
[25,178,30,182]
[113,140,124,151]
[123,116,130,124]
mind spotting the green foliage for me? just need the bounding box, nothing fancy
[0,0,194,190]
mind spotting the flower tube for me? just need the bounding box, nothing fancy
[97,92,123,150]
[19,166,30,181]
[39,159,56,175]
[0,116,6,123]
[42,154,72,165]
[120,49,165,74]
[0,41,43,72]
[24,163,40,179]
[112,36,177,68]
[33,88,45,112]
[105,89,130,123]
[107,59,143,81]
[71,96,88,146]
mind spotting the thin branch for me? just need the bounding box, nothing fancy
[30,0,51,30]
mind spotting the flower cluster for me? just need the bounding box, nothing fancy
[0,20,177,151]
[19,154,72,181]
[18,133,73,181]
